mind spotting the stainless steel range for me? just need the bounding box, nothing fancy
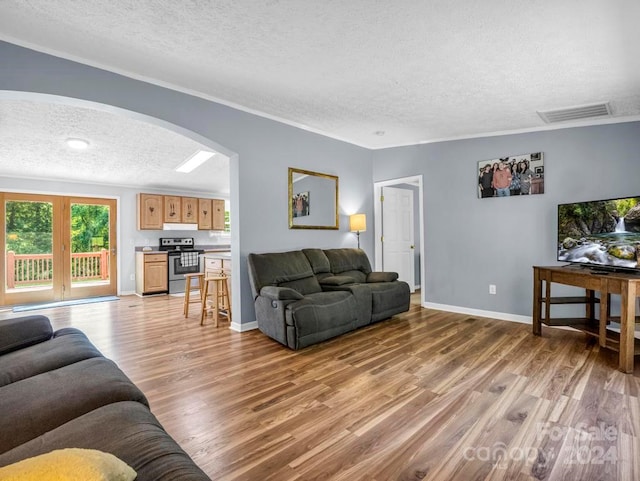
[158,237,204,294]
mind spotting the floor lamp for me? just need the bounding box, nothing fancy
[349,214,366,248]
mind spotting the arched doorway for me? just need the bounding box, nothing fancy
[0,92,238,308]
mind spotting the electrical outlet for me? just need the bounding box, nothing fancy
[130,274,135,281]
[489,284,497,295]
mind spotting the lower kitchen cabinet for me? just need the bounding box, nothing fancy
[204,256,231,277]
[135,252,168,295]
[204,254,231,309]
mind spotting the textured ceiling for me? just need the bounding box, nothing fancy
[0,99,230,195]
[0,0,639,191]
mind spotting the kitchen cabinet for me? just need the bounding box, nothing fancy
[181,197,198,223]
[137,194,163,230]
[198,198,212,230]
[212,199,226,231]
[135,252,168,295]
[163,196,181,223]
[137,193,225,230]
[204,256,231,277]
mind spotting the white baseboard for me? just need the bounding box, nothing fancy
[422,302,532,325]
[230,320,258,332]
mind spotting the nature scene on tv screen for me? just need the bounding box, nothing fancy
[558,197,640,268]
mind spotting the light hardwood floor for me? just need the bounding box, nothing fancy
[2,295,639,480]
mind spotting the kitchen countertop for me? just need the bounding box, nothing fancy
[203,251,231,259]
[200,244,230,252]
[135,245,229,254]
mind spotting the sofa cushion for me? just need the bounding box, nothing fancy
[260,286,304,300]
[285,291,358,348]
[368,282,411,323]
[0,448,136,481]
[0,315,52,356]
[321,283,373,328]
[333,269,367,283]
[0,401,211,481]
[319,275,356,286]
[323,248,372,277]
[367,272,399,283]
[0,328,103,388]
[279,275,322,295]
[302,248,331,274]
[247,251,321,296]
[0,357,148,453]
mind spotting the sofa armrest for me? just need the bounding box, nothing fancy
[320,276,356,287]
[260,286,305,301]
[367,272,399,283]
[0,315,53,355]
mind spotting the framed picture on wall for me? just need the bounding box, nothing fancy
[478,152,544,199]
[292,191,310,217]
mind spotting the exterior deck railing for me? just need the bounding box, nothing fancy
[6,249,109,288]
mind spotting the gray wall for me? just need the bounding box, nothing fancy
[0,41,373,326]
[373,122,640,317]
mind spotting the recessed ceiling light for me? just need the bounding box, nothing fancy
[66,138,89,149]
[175,150,215,173]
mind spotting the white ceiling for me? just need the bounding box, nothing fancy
[0,1,639,190]
[0,98,230,195]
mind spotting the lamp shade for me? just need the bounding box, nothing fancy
[349,214,366,232]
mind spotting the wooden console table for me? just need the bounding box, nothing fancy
[533,265,639,373]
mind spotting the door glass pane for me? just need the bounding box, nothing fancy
[5,200,54,292]
[70,203,111,287]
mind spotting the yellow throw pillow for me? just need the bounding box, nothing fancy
[0,448,136,481]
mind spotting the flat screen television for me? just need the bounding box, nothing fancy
[557,196,640,272]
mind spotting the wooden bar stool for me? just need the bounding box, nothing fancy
[183,273,205,318]
[201,275,231,327]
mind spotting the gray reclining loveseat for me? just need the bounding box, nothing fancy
[247,248,410,349]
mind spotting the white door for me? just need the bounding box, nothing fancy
[381,186,415,292]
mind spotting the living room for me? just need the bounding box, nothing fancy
[3,38,639,327]
[1,2,639,479]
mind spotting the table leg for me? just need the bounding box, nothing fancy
[619,281,636,373]
[544,278,551,327]
[533,268,542,336]
[598,279,608,347]
[585,289,595,321]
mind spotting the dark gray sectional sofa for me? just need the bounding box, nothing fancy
[0,314,211,480]
[247,248,410,349]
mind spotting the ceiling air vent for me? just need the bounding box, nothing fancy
[538,102,612,124]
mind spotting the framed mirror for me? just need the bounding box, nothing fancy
[288,167,339,230]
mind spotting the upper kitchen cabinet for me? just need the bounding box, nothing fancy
[198,198,213,230]
[138,193,225,230]
[138,193,163,230]
[182,197,198,223]
[212,199,225,230]
[163,196,181,223]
